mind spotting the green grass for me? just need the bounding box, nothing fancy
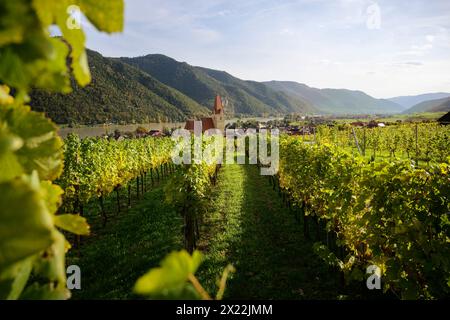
[196,164,343,299]
[66,179,184,299]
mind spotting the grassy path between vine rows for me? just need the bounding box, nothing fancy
[196,164,341,299]
[67,164,346,299]
[67,179,184,299]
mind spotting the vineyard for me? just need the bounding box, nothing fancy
[314,123,450,164]
[276,125,450,299]
[59,134,174,225]
[3,123,446,300]
[56,125,449,300]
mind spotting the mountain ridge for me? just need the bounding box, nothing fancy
[403,96,450,114]
[388,92,450,110]
[30,50,443,125]
[119,54,317,116]
[263,80,403,114]
[30,50,210,125]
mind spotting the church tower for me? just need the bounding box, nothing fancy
[211,95,225,132]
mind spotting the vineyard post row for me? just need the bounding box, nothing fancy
[315,123,449,164]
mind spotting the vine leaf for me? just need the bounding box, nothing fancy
[0,175,54,271]
[0,258,33,300]
[33,231,67,283]
[78,0,125,33]
[0,104,63,181]
[0,129,24,183]
[134,250,203,297]
[20,282,70,300]
[0,85,14,105]
[54,214,90,235]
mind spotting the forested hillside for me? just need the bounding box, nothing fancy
[389,92,450,109]
[120,54,316,116]
[30,50,209,125]
[403,96,450,113]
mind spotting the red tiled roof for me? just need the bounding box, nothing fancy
[185,118,216,132]
[185,120,195,130]
[201,117,215,131]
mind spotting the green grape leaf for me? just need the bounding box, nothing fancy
[30,0,80,89]
[32,0,124,88]
[33,231,66,283]
[0,47,28,90]
[0,0,126,301]
[20,282,70,300]
[0,257,33,300]
[0,176,54,270]
[134,250,203,296]
[31,0,54,26]
[40,180,63,215]
[0,85,14,105]
[0,129,24,183]
[78,0,124,33]
[54,10,91,87]
[54,214,90,235]
[0,105,63,181]
[71,49,91,87]
[1,0,122,94]
[0,1,28,46]
[30,37,72,92]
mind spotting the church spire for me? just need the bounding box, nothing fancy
[213,95,223,114]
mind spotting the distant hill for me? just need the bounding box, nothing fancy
[30,50,209,125]
[31,49,439,125]
[120,55,317,116]
[264,81,402,114]
[388,92,450,110]
[403,96,450,114]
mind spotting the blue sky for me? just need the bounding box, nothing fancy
[83,0,450,98]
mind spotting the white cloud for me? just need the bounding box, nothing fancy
[279,28,294,36]
[390,61,424,67]
[426,35,435,42]
[191,28,221,43]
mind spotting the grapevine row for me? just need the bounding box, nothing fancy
[277,136,450,299]
[164,135,221,253]
[58,134,174,224]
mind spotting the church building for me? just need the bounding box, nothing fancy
[185,95,225,133]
